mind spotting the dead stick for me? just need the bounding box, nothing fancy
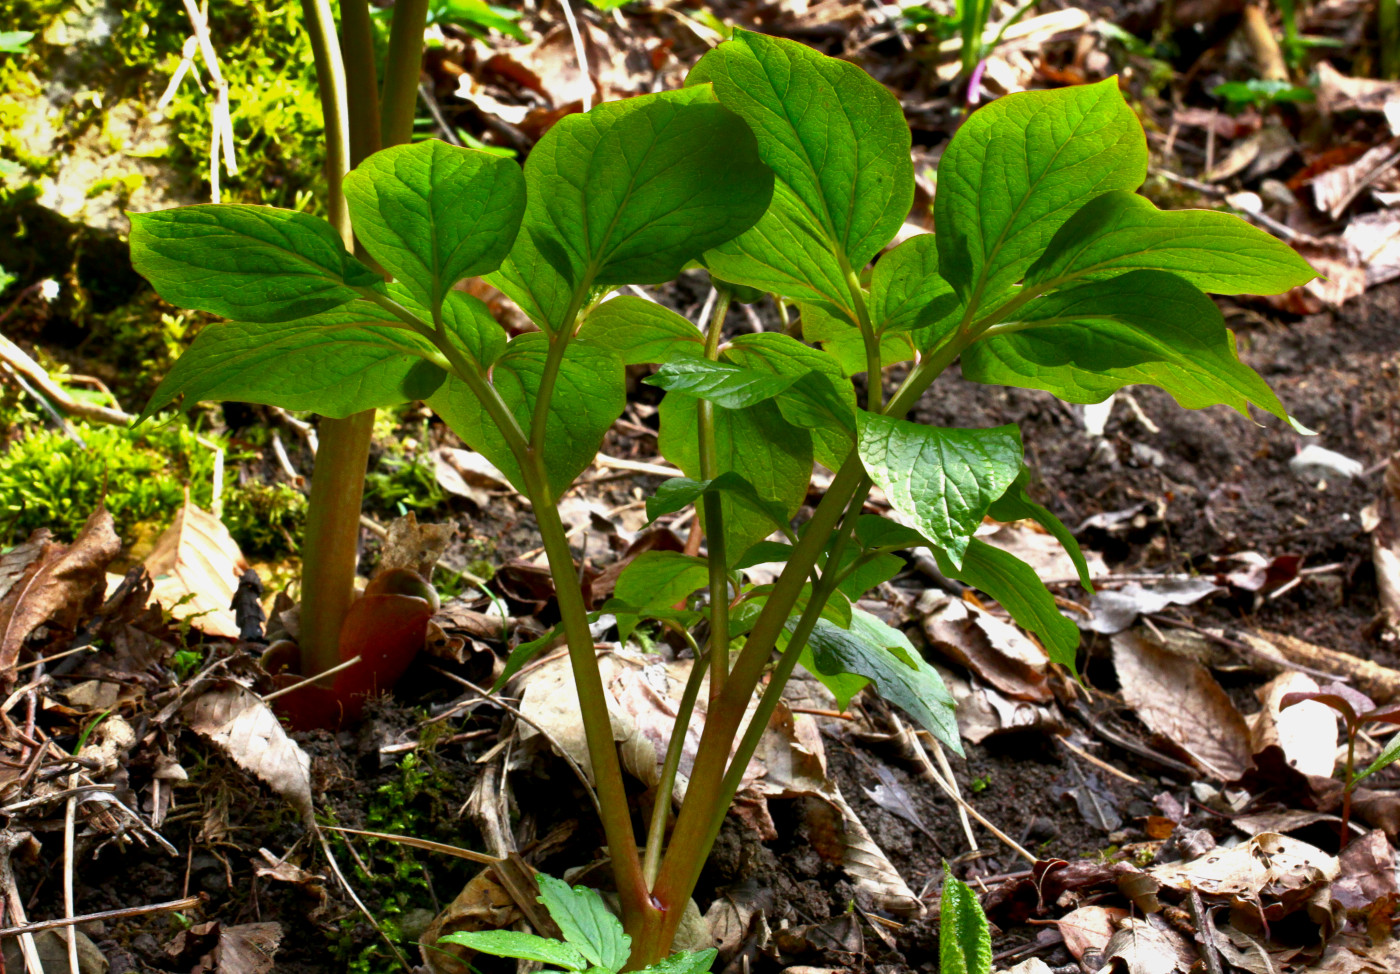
[1187,889,1225,974]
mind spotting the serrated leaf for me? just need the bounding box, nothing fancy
[855,412,1023,564]
[430,334,624,495]
[689,30,913,271]
[725,333,856,471]
[640,949,720,974]
[646,473,793,536]
[1026,190,1315,295]
[795,608,961,753]
[645,359,802,409]
[139,294,445,420]
[613,551,710,613]
[800,301,925,377]
[128,204,376,322]
[931,539,1080,670]
[986,467,1093,591]
[658,395,812,564]
[487,86,773,332]
[535,875,631,972]
[344,140,525,311]
[578,296,704,365]
[869,234,960,345]
[939,866,991,974]
[935,78,1148,305]
[965,269,1289,421]
[437,930,588,970]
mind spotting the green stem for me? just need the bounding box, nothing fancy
[1384,0,1400,79]
[380,0,429,148]
[699,289,733,706]
[841,262,883,411]
[529,292,591,451]
[642,646,709,890]
[339,0,381,165]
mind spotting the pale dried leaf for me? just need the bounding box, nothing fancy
[214,922,282,974]
[977,522,1107,583]
[145,500,246,638]
[185,685,313,820]
[922,595,1051,702]
[1343,210,1400,289]
[1083,578,1220,634]
[1248,672,1337,777]
[1057,905,1126,960]
[1149,832,1338,901]
[1313,138,1400,218]
[1317,62,1400,127]
[377,512,454,580]
[1113,630,1253,781]
[1103,917,1189,974]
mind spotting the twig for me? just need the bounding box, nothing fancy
[260,655,362,702]
[323,826,503,864]
[1059,736,1143,785]
[180,0,239,201]
[63,773,79,974]
[556,0,593,112]
[594,454,683,478]
[0,333,134,426]
[0,830,44,974]
[271,432,302,483]
[418,81,462,146]
[1188,889,1225,974]
[431,668,605,821]
[157,35,204,110]
[0,895,203,939]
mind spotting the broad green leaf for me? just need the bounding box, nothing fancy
[439,290,510,367]
[833,549,904,602]
[139,295,445,420]
[964,269,1289,421]
[344,139,526,311]
[931,539,1080,669]
[689,30,914,270]
[1360,732,1400,782]
[128,204,377,321]
[800,302,924,377]
[640,948,720,974]
[795,608,961,753]
[658,395,812,563]
[646,473,794,537]
[935,78,1148,305]
[430,334,624,495]
[987,467,1094,591]
[703,181,854,320]
[437,930,586,970]
[578,297,704,364]
[735,540,795,569]
[939,866,991,974]
[535,875,631,972]
[492,623,564,692]
[1025,190,1316,295]
[0,31,35,53]
[855,412,1023,564]
[869,234,959,344]
[854,515,929,552]
[738,583,852,634]
[725,333,856,470]
[487,86,773,332]
[613,551,710,613]
[645,359,802,409]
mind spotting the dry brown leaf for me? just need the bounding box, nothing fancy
[1316,933,1400,973]
[376,512,454,580]
[1343,210,1400,290]
[1317,62,1400,127]
[923,595,1051,702]
[1248,672,1338,778]
[1149,832,1338,903]
[212,922,282,974]
[978,522,1107,583]
[1112,630,1253,781]
[185,685,313,820]
[1312,138,1400,218]
[145,499,247,638]
[1294,239,1370,307]
[1057,904,1127,960]
[1331,829,1398,914]
[0,508,120,682]
[1205,125,1295,182]
[1103,917,1192,974]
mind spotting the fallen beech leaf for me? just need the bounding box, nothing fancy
[213,922,282,974]
[1113,630,1253,781]
[1103,917,1190,974]
[1056,904,1127,960]
[1149,832,1338,904]
[146,499,247,638]
[922,595,1051,702]
[1332,830,1399,914]
[185,685,313,820]
[421,868,523,974]
[1249,672,1338,778]
[0,508,120,682]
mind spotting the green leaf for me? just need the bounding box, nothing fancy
[578,297,704,365]
[0,31,34,53]
[689,29,914,271]
[492,623,564,692]
[935,78,1148,304]
[437,930,587,970]
[344,139,526,311]
[735,540,795,569]
[854,515,929,552]
[834,549,904,602]
[139,293,445,420]
[986,467,1093,591]
[430,334,624,495]
[487,86,773,332]
[1025,190,1316,295]
[645,359,802,409]
[438,0,527,40]
[869,234,959,343]
[646,473,794,537]
[128,204,376,321]
[440,289,511,367]
[931,539,1080,670]
[939,866,991,974]
[796,608,961,754]
[964,269,1289,421]
[800,301,924,377]
[613,551,710,613]
[702,181,854,320]
[640,949,720,974]
[855,412,1023,564]
[535,875,631,972]
[725,333,856,471]
[1359,731,1400,783]
[658,396,812,563]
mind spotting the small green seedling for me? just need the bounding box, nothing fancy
[1212,78,1315,113]
[439,874,715,974]
[1281,683,1400,848]
[130,29,1315,965]
[940,865,991,974]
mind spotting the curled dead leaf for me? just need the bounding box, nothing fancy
[184,685,313,821]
